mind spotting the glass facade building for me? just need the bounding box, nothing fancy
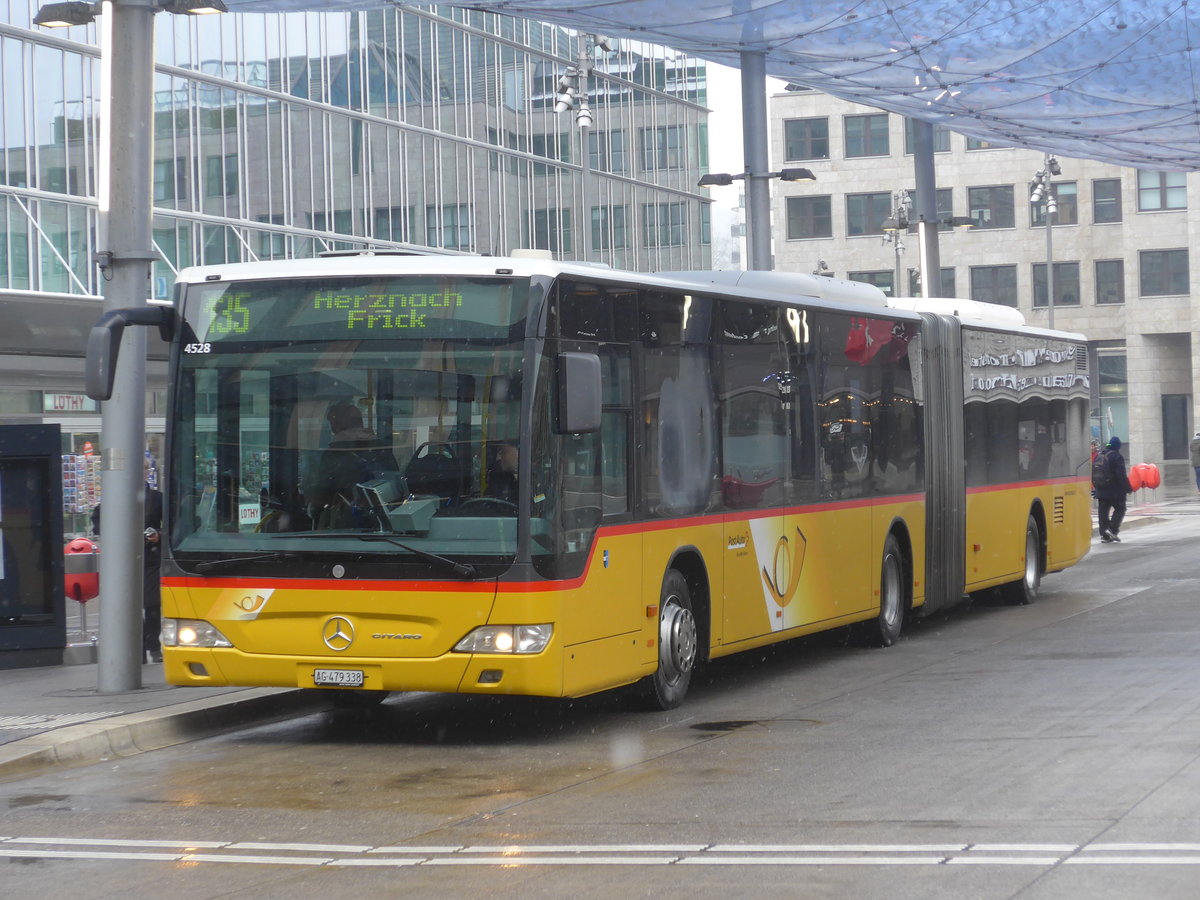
[0,2,710,459]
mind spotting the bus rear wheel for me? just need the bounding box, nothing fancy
[859,534,905,647]
[1000,515,1042,605]
[637,569,697,710]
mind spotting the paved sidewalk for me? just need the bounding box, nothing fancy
[0,662,324,781]
[2,484,1196,783]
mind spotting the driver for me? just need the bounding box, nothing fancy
[310,401,398,527]
[485,443,519,504]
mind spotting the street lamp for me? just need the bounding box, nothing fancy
[1030,154,1062,328]
[698,167,815,188]
[881,191,912,297]
[34,0,226,24]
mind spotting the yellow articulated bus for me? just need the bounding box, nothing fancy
[86,255,1092,709]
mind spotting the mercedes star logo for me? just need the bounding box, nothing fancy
[323,616,355,651]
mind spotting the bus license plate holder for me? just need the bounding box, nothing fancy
[313,668,365,687]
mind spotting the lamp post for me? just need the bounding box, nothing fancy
[1030,154,1062,328]
[698,168,816,270]
[554,34,611,262]
[37,0,228,693]
[881,191,912,297]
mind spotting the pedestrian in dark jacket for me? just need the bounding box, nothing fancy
[92,458,164,661]
[1095,436,1132,543]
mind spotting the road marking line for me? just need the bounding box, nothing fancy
[460,844,708,853]
[0,849,180,862]
[679,856,946,866]
[4,837,227,849]
[1086,843,1200,851]
[947,857,1062,865]
[707,844,967,852]
[181,853,332,866]
[971,844,1078,852]
[423,856,677,865]
[328,858,426,867]
[227,841,374,853]
[1065,856,1200,865]
[367,846,464,854]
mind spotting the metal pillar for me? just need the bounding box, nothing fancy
[740,50,772,271]
[911,120,941,298]
[96,0,157,692]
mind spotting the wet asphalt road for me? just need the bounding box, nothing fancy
[4,515,1200,898]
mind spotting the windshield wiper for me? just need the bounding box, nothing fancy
[190,551,299,573]
[355,534,478,579]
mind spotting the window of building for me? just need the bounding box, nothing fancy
[1137,170,1186,211]
[153,158,187,203]
[846,191,892,236]
[373,206,413,243]
[786,195,832,239]
[969,265,1018,307]
[1096,348,1128,446]
[1095,259,1125,304]
[642,201,686,247]
[902,118,951,153]
[967,185,1015,228]
[1093,178,1122,223]
[966,136,1004,150]
[1032,181,1078,226]
[530,208,572,253]
[1139,248,1189,295]
[908,267,955,297]
[639,125,685,171]
[255,214,286,259]
[204,154,238,198]
[783,117,830,160]
[426,203,473,250]
[531,131,570,175]
[1032,261,1081,306]
[902,187,954,230]
[589,129,627,173]
[848,271,894,295]
[844,114,889,157]
[591,206,629,251]
[699,203,711,246]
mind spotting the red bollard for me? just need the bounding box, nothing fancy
[64,537,100,604]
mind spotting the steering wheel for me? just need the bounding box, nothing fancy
[457,497,518,515]
[413,441,456,460]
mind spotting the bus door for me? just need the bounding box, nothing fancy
[719,303,794,644]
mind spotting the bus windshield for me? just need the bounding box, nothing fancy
[169,274,531,571]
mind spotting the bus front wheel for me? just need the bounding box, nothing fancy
[637,569,697,710]
[859,534,905,647]
[1000,515,1042,605]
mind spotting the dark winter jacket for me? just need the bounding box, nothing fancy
[1093,448,1133,502]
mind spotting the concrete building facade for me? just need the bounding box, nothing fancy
[769,88,1200,487]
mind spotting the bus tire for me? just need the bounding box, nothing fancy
[1000,515,1042,605]
[637,569,698,710]
[860,533,905,647]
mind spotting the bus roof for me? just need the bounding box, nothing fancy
[173,255,1084,340]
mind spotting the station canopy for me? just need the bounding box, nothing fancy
[224,1,1200,171]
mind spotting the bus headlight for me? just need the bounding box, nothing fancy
[162,618,233,648]
[453,624,553,654]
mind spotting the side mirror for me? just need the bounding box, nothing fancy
[85,306,174,401]
[555,352,601,434]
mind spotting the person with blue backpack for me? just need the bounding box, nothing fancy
[1093,436,1133,543]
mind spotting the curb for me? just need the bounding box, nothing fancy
[0,688,327,782]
